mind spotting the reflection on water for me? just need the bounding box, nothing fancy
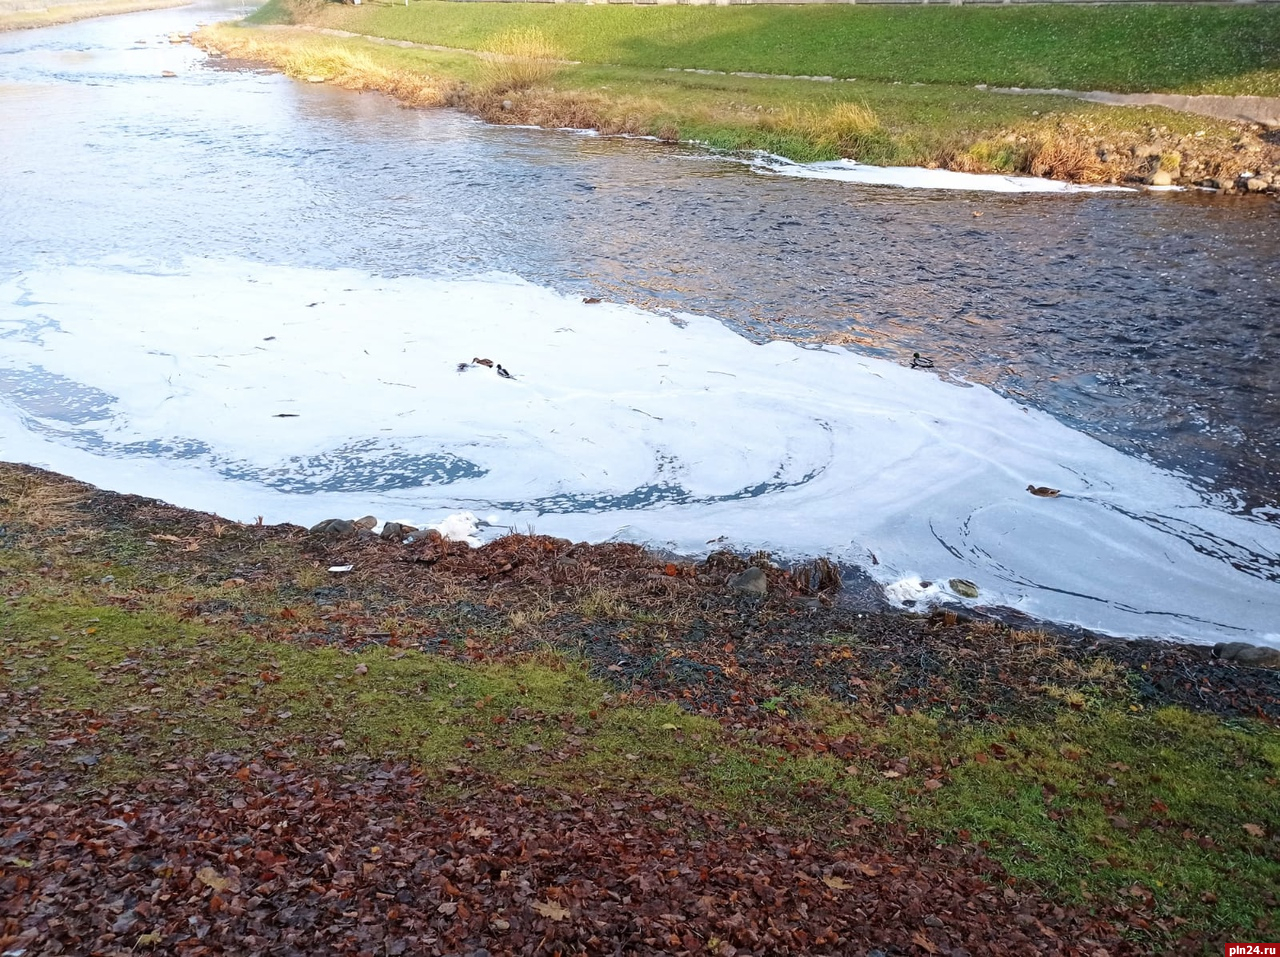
[0,2,1277,520]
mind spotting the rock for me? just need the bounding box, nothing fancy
[309,518,355,537]
[1213,642,1280,669]
[405,527,444,545]
[728,567,767,597]
[501,99,513,111]
[380,521,417,542]
[1245,176,1269,193]
[1146,169,1173,187]
[353,515,377,531]
[948,578,980,599]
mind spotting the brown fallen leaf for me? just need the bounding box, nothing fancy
[822,874,854,891]
[1242,823,1265,837]
[911,930,940,954]
[532,899,570,921]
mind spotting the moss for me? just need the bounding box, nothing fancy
[4,463,1278,943]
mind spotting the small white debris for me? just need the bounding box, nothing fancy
[328,564,354,573]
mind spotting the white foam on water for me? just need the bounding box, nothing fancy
[750,155,1132,193]
[2,258,1278,646]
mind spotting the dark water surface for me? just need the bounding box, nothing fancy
[2,1,1278,519]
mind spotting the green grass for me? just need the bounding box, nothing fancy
[4,580,1278,940]
[255,0,1280,96]
[204,18,1255,176]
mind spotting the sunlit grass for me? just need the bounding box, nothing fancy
[0,0,184,32]
[254,0,1280,97]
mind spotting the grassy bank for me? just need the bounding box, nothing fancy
[257,0,1280,97]
[0,0,186,32]
[2,462,1278,954]
[198,0,1280,185]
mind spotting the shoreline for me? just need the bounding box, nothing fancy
[0,0,188,32]
[2,458,1278,953]
[190,0,1280,192]
[197,20,1280,193]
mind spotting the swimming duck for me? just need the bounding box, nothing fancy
[456,361,470,372]
[472,357,494,367]
[583,297,603,305]
[910,352,935,369]
[496,364,514,379]
[1027,485,1061,498]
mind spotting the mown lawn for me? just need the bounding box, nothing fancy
[256,0,1280,96]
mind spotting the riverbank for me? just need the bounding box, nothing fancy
[192,0,1280,190]
[0,0,186,32]
[2,460,1278,953]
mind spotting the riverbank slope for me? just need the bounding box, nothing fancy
[195,0,1280,189]
[0,0,186,32]
[3,461,1278,954]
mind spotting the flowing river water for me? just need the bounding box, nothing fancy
[2,1,1279,646]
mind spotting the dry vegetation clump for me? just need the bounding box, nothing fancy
[461,87,607,133]
[0,471,88,529]
[198,30,453,107]
[477,27,563,94]
[1025,134,1105,182]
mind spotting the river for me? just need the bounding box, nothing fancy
[2,1,1278,646]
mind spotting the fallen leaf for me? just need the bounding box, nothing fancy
[354,663,368,675]
[532,899,570,921]
[880,769,901,779]
[195,866,230,893]
[822,874,853,890]
[135,931,164,947]
[911,931,939,954]
[1242,823,1265,837]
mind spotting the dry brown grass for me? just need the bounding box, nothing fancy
[1025,135,1104,182]
[0,470,89,531]
[465,87,607,133]
[198,29,453,107]
[478,28,563,94]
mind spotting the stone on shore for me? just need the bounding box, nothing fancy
[1213,641,1280,669]
[309,518,355,537]
[728,567,768,597]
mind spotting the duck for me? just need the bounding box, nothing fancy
[496,364,514,379]
[456,361,470,372]
[1027,485,1061,498]
[910,352,935,369]
[582,297,603,305]
[472,357,494,367]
